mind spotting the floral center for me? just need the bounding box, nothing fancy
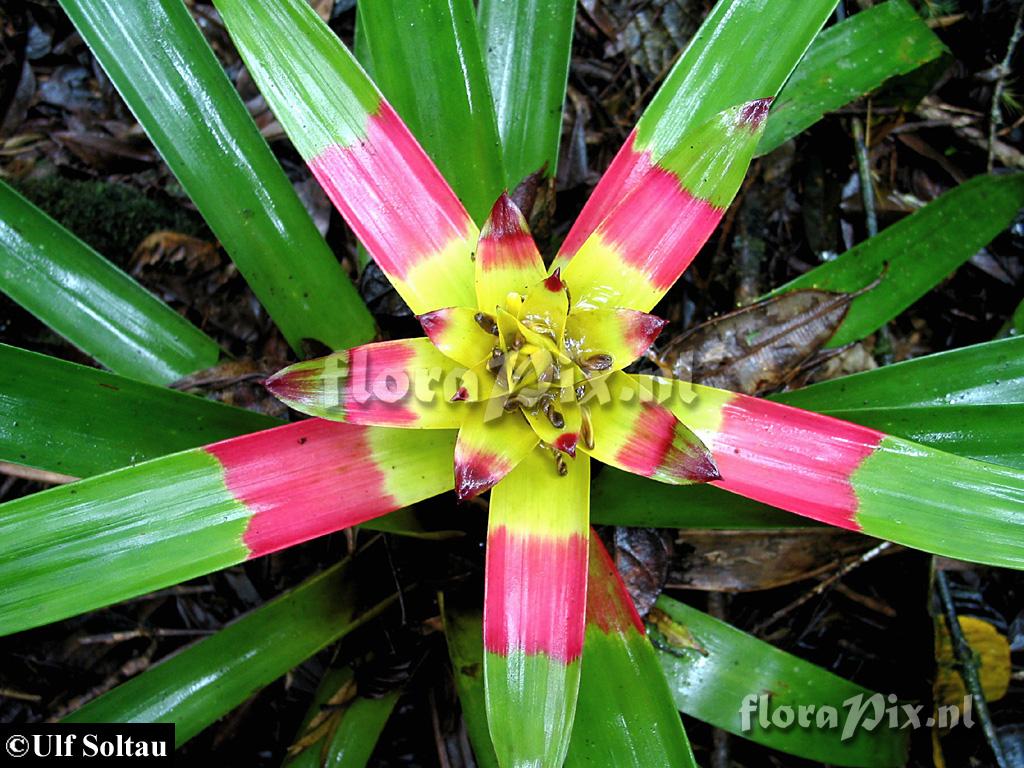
[470,271,607,467]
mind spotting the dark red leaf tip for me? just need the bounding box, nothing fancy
[635,313,668,345]
[264,369,305,400]
[482,191,527,241]
[417,310,447,338]
[544,267,565,292]
[455,457,496,500]
[450,386,470,402]
[687,450,721,483]
[738,98,773,130]
[554,432,578,457]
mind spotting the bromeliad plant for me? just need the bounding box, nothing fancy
[1,0,1023,765]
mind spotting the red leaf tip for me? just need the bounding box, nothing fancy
[417,310,446,338]
[544,267,565,292]
[264,368,306,401]
[455,457,497,500]
[683,450,721,483]
[738,98,772,130]
[631,312,668,348]
[554,432,578,457]
[482,191,528,241]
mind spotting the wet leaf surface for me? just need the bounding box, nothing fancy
[1,0,1023,765]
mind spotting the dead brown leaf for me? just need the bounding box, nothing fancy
[667,529,874,592]
[654,286,874,395]
[614,527,673,617]
[132,230,221,274]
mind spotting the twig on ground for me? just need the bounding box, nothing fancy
[936,570,1009,768]
[752,541,893,635]
[0,461,77,485]
[988,3,1024,171]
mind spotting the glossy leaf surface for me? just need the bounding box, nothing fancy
[478,0,575,189]
[0,422,453,635]
[653,595,908,766]
[360,0,505,223]
[0,344,277,478]
[66,557,396,746]
[0,180,220,385]
[758,0,946,154]
[771,173,1024,347]
[775,337,1024,410]
[214,0,479,315]
[637,0,837,154]
[594,340,1024,531]
[565,532,697,767]
[60,0,375,352]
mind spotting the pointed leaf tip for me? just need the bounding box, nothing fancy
[455,455,498,500]
[264,365,315,403]
[417,309,446,336]
[555,433,578,457]
[738,98,773,129]
[631,313,669,348]
[482,191,529,241]
[681,448,721,483]
[544,267,565,292]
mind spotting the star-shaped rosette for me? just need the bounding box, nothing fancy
[3,3,1021,768]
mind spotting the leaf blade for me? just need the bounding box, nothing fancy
[566,532,697,767]
[556,0,837,266]
[758,0,946,155]
[773,336,1024,410]
[484,447,590,768]
[65,556,395,746]
[0,421,453,635]
[214,0,478,315]
[0,180,220,385]
[653,594,908,766]
[478,0,575,189]
[770,173,1024,347]
[360,0,506,223]
[59,0,375,352]
[0,344,277,478]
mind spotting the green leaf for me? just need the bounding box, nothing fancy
[652,595,908,767]
[441,598,500,768]
[594,338,1024,529]
[214,0,479,315]
[59,0,375,353]
[0,344,277,478]
[815,405,1024,470]
[557,0,838,267]
[771,173,1024,348]
[0,180,220,385]
[758,0,946,155]
[0,423,454,636]
[65,556,397,746]
[566,532,697,767]
[478,0,575,189]
[359,0,506,223]
[283,666,401,768]
[774,336,1024,409]
[637,0,838,156]
[591,470,809,529]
